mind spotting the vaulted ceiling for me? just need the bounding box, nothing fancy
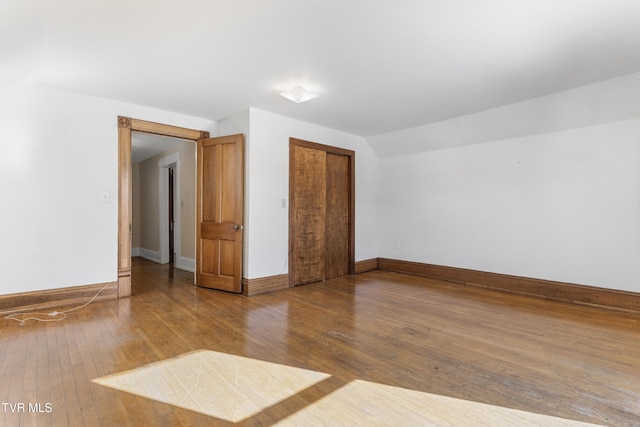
[4,0,640,141]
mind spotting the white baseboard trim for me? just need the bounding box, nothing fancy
[135,249,193,272]
[139,248,161,263]
[176,256,195,273]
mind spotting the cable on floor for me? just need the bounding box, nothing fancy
[2,283,111,326]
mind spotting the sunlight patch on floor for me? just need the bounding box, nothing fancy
[93,350,603,426]
[276,379,603,426]
[92,350,330,422]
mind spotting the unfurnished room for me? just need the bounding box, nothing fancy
[1,1,640,425]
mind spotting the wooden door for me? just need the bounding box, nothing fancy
[196,134,244,293]
[325,153,350,279]
[289,139,354,286]
[291,145,327,285]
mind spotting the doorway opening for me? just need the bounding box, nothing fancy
[117,117,209,297]
[131,134,193,278]
[168,166,175,264]
[153,150,184,267]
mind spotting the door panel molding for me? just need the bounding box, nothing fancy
[117,116,209,297]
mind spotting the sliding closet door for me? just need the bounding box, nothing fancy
[291,145,327,285]
[289,139,354,286]
[325,153,350,279]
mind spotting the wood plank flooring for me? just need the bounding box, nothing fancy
[1,257,639,426]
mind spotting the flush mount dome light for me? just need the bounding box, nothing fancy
[279,85,318,103]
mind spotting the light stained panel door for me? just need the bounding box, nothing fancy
[197,134,244,293]
[290,139,354,287]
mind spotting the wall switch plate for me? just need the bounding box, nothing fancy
[102,191,110,203]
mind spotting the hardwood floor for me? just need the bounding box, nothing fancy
[1,257,639,426]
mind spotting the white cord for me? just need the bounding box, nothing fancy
[2,283,110,326]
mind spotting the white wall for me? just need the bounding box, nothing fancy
[132,162,141,250]
[378,117,640,292]
[368,72,640,158]
[218,108,379,280]
[0,86,217,295]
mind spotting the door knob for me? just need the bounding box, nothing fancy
[233,224,243,231]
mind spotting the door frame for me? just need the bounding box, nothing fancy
[288,137,355,287]
[117,116,209,297]
[158,153,179,266]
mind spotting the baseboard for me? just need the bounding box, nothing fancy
[378,258,640,314]
[135,250,193,272]
[176,256,195,273]
[355,258,379,274]
[0,281,118,315]
[242,274,290,296]
[242,260,377,296]
[139,248,160,263]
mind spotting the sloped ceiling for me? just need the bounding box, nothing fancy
[4,0,640,153]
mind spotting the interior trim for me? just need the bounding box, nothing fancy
[378,258,640,313]
[0,282,118,315]
[118,116,209,298]
[242,275,290,296]
[355,258,379,273]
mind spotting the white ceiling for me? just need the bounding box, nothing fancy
[131,133,192,163]
[4,0,640,139]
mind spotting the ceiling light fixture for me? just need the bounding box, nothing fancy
[279,85,318,103]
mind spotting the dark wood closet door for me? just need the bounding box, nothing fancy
[291,145,327,285]
[289,139,354,286]
[325,153,350,279]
